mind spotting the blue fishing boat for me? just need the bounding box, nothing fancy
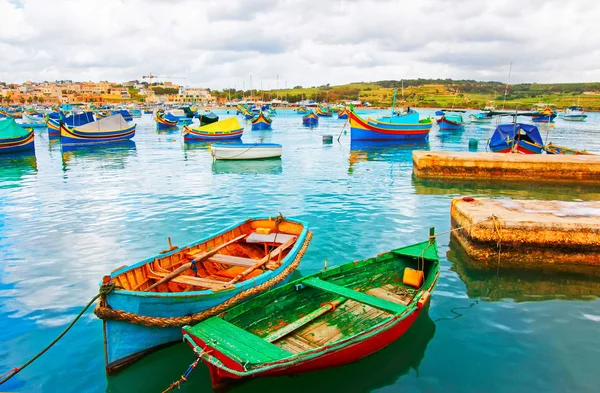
[488,123,543,154]
[130,109,142,118]
[60,114,135,145]
[0,118,35,154]
[94,216,311,373]
[251,112,273,130]
[47,112,95,136]
[531,106,557,123]
[156,112,179,129]
[338,107,350,119]
[350,109,432,141]
[437,112,465,131]
[112,110,133,122]
[302,110,319,126]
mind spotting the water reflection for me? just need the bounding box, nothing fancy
[412,176,600,201]
[436,128,465,144]
[212,159,282,175]
[349,140,429,174]
[447,237,600,302]
[106,308,436,393]
[61,141,137,171]
[0,154,37,189]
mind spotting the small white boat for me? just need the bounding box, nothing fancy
[211,143,282,160]
[563,106,587,122]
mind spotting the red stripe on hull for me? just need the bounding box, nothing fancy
[350,111,431,135]
[201,300,427,388]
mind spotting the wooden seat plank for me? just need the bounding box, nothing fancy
[207,254,258,267]
[302,277,407,314]
[246,232,296,245]
[148,270,232,290]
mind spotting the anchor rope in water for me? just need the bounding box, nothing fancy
[161,348,211,393]
[0,281,119,386]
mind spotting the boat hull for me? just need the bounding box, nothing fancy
[47,119,61,136]
[490,141,543,154]
[437,118,465,131]
[60,124,136,145]
[563,115,587,121]
[203,301,425,387]
[211,144,282,160]
[101,217,310,373]
[183,129,243,141]
[532,115,556,123]
[350,111,431,141]
[0,131,35,154]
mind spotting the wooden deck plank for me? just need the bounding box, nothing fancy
[207,254,258,267]
[302,277,407,314]
[191,318,292,363]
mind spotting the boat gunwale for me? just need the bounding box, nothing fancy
[107,216,309,298]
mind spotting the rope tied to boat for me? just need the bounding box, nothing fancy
[0,281,119,386]
[161,348,211,393]
[94,231,313,328]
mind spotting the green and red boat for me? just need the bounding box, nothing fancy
[182,229,439,388]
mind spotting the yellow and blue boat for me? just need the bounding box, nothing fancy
[156,112,178,129]
[302,110,319,126]
[0,118,35,154]
[60,114,135,145]
[296,106,308,114]
[338,107,350,119]
[316,106,333,117]
[251,112,273,130]
[94,216,311,373]
[183,117,243,141]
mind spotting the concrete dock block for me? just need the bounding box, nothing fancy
[450,197,600,268]
[413,151,600,183]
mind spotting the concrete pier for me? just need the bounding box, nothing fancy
[413,151,600,184]
[450,197,600,268]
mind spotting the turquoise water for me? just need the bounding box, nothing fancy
[1,109,599,392]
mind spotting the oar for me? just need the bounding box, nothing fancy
[146,233,247,291]
[264,297,348,343]
[228,236,296,285]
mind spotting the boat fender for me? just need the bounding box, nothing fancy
[417,291,430,309]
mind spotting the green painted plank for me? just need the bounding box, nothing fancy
[302,277,407,314]
[190,317,291,364]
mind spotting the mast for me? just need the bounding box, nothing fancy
[502,61,513,110]
[391,88,397,116]
[276,74,279,100]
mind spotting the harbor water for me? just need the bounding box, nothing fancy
[1,109,599,392]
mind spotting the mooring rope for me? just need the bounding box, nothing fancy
[161,348,210,393]
[0,281,119,385]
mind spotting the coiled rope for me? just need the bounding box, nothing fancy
[0,281,119,385]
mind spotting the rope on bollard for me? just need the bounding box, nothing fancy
[0,281,118,385]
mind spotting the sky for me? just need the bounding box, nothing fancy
[1,0,599,89]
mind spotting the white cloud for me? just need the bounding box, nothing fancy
[0,0,599,88]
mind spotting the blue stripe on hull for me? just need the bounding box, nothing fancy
[350,127,430,141]
[302,119,318,126]
[156,122,178,130]
[251,122,272,130]
[0,139,35,154]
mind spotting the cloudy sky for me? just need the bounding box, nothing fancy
[1,0,598,89]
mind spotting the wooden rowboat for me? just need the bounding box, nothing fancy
[95,216,311,374]
[182,229,439,389]
[544,142,594,155]
[210,143,282,160]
